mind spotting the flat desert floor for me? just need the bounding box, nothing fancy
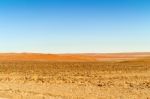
[0,53,150,99]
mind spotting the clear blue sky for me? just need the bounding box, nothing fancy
[0,0,150,53]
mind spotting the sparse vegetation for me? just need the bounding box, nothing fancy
[0,59,149,98]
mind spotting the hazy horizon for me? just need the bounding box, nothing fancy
[0,0,150,53]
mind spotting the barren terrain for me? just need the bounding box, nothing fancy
[0,53,149,99]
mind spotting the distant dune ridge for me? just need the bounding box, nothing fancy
[0,52,149,61]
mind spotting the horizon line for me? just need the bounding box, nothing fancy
[0,51,149,54]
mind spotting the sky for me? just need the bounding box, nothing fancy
[0,0,150,53]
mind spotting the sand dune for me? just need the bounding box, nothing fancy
[0,52,149,61]
[0,53,149,98]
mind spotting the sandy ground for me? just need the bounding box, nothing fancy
[0,58,149,99]
[1,72,150,99]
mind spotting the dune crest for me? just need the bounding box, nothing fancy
[0,52,149,61]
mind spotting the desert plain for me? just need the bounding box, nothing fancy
[0,53,150,99]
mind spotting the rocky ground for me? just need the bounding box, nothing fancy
[0,60,149,99]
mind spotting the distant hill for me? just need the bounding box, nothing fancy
[0,52,149,61]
